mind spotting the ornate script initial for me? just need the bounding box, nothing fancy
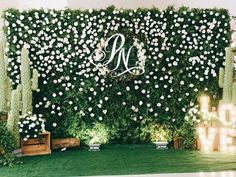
[89,33,146,76]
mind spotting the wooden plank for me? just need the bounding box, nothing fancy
[23,150,51,156]
[52,138,80,150]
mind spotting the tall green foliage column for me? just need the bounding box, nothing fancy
[222,47,236,103]
[21,47,32,115]
[0,41,7,112]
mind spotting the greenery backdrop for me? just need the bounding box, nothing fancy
[3,6,230,143]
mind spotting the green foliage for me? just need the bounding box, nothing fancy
[4,7,231,143]
[149,124,171,142]
[178,106,200,149]
[0,122,21,167]
[0,152,21,167]
[0,122,16,152]
[77,122,109,144]
[178,120,197,149]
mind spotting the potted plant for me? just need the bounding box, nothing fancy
[86,123,109,151]
[150,124,170,149]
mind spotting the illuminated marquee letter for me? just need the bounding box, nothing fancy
[197,126,217,151]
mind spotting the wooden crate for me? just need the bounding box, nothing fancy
[174,137,183,149]
[52,138,80,150]
[21,131,51,156]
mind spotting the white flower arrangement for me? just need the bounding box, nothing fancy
[18,113,45,141]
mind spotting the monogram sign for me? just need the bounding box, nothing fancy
[89,33,146,77]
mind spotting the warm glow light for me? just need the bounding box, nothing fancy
[218,103,236,125]
[197,127,216,152]
[199,96,210,113]
[220,128,235,152]
[197,96,236,152]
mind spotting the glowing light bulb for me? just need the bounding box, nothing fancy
[199,96,210,113]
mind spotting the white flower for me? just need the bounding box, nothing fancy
[31,123,36,128]
[20,15,24,20]
[102,110,107,114]
[52,123,57,127]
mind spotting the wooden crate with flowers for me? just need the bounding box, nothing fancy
[19,113,51,156]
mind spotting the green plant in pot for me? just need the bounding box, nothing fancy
[150,124,170,149]
[87,123,109,151]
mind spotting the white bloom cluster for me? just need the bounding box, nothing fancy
[184,105,200,123]
[18,113,45,141]
[133,38,147,75]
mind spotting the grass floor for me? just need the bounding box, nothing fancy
[1,144,236,177]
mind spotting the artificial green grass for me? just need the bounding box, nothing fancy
[1,144,236,177]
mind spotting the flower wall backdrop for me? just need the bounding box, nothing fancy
[3,6,230,143]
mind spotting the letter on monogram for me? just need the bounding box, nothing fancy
[89,33,145,76]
